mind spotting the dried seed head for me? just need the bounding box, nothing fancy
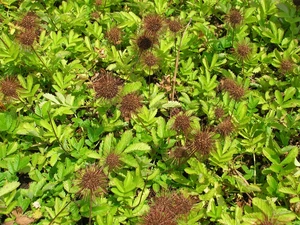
[170,192,193,216]
[77,164,108,198]
[170,107,181,117]
[227,8,243,28]
[18,29,36,47]
[172,114,191,135]
[167,19,182,33]
[143,14,163,34]
[91,12,100,19]
[106,27,122,45]
[19,12,38,30]
[214,107,225,119]
[192,130,214,156]
[216,116,234,136]
[92,73,120,99]
[169,146,189,165]
[235,41,252,61]
[120,93,142,120]
[293,0,300,6]
[142,51,159,68]
[219,78,245,100]
[105,152,121,170]
[95,0,102,5]
[255,216,279,225]
[0,77,21,98]
[142,192,192,225]
[280,59,294,74]
[136,34,155,52]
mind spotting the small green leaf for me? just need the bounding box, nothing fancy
[0,181,20,197]
[124,143,151,153]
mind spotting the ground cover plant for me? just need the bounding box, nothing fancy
[0,0,300,224]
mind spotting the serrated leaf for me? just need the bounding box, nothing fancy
[115,130,133,154]
[161,101,182,109]
[124,143,151,153]
[43,93,60,104]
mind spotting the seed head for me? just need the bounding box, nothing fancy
[92,73,120,99]
[172,113,191,135]
[0,77,21,99]
[192,130,214,156]
[293,0,300,6]
[142,192,192,225]
[255,215,280,225]
[142,51,159,68]
[235,41,252,61]
[214,107,225,119]
[169,146,189,165]
[280,59,294,74]
[19,12,38,30]
[106,27,122,45]
[95,0,102,5]
[227,8,243,28]
[120,93,142,120]
[143,14,163,34]
[77,164,108,198]
[136,34,155,52]
[105,152,121,171]
[216,116,234,136]
[18,29,36,47]
[219,78,245,100]
[167,19,182,33]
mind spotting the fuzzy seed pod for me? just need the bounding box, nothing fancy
[95,0,102,5]
[142,51,159,68]
[120,93,142,120]
[280,59,294,74]
[169,145,189,165]
[19,12,38,30]
[143,14,163,34]
[105,152,121,170]
[220,78,245,101]
[293,0,300,6]
[214,107,225,119]
[18,29,36,47]
[142,192,192,225]
[106,27,122,45]
[235,41,252,61]
[216,116,234,136]
[167,19,182,33]
[192,130,214,156]
[226,8,243,28]
[92,72,120,99]
[0,77,21,98]
[172,113,191,135]
[136,34,155,52]
[76,164,108,198]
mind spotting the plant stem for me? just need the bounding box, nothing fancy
[171,18,192,101]
[49,200,71,225]
[47,111,69,154]
[89,191,92,225]
[31,45,51,74]
[0,37,9,49]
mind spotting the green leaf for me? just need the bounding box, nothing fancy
[0,181,20,197]
[280,147,298,165]
[0,112,13,131]
[124,143,151,153]
[115,130,133,154]
[284,87,296,102]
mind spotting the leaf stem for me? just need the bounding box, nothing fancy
[31,46,51,74]
[171,18,192,101]
[47,111,69,154]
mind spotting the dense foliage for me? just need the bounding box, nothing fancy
[0,0,300,224]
